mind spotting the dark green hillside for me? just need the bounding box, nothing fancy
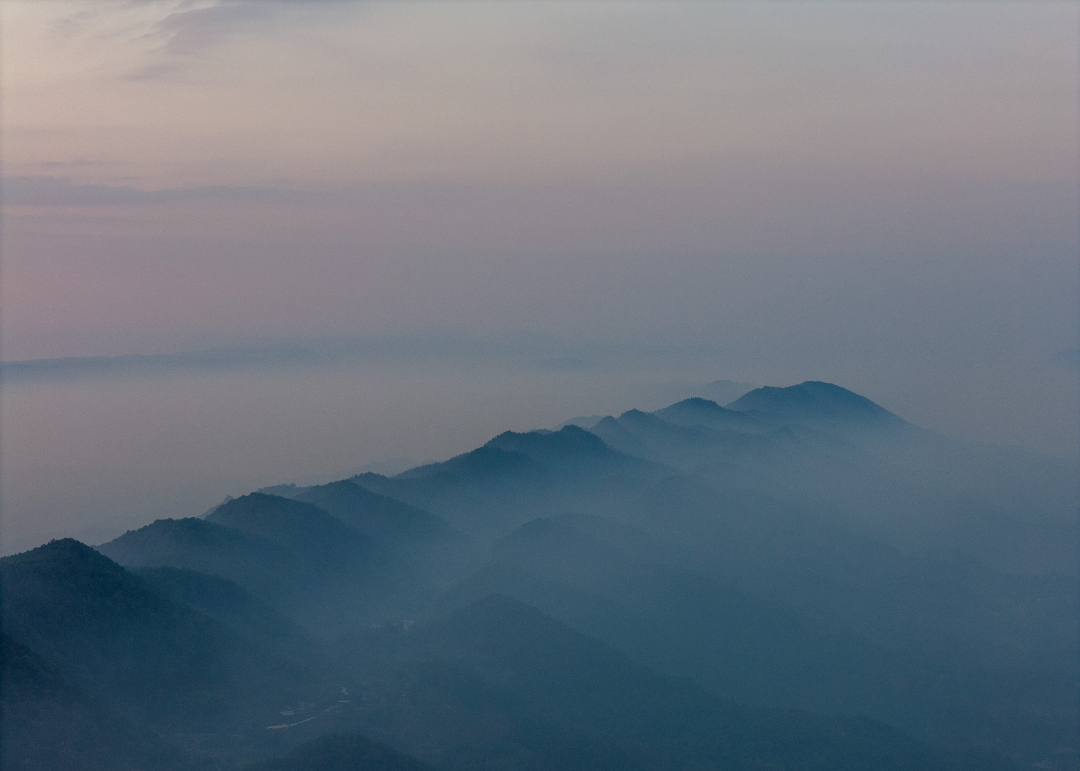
[0,633,205,771]
[0,539,297,730]
[245,733,435,771]
[295,481,458,543]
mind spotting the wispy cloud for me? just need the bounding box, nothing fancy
[2,176,311,207]
[0,333,729,383]
[50,8,93,37]
[40,158,121,169]
[41,1,278,82]
[153,1,271,56]
[121,0,273,80]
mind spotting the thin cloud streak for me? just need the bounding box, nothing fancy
[1,175,314,206]
[0,333,729,385]
[153,1,272,57]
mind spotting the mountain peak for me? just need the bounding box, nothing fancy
[1,538,127,582]
[652,397,756,430]
[206,492,372,559]
[485,424,613,460]
[725,381,904,427]
[97,516,274,567]
[5,537,96,561]
[394,445,540,481]
[296,480,458,542]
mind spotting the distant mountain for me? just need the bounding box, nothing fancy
[350,446,550,537]
[589,406,767,472]
[352,429,668,538]
[247,482,467,615]
[98,516,304,605]
[394,444,544,483]
[587,414,649,456]
[554,414,604,430]
[101,494,404,627]
[293,481,458,544]
[7,379,1075,771]
[726,381,907,428]
[206,493,378,571]
[617,407,702,436]
[390,425,659,486]
[654,396,759,430]
[694,378,758,404]
[312,458,418,480]
[484,424,653,476]
[582,382,1077,577]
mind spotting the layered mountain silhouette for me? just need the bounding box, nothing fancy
[98,491,458,626]
[98,516,302,603]
[351,425,669,538]
[3,381,1075,770]
[0,540,316,733]
[726,380,909,427]
[653,395,760,429]
[292,481,458,544]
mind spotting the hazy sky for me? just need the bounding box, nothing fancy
[3,1,1076,360]
[1,2,1078,551]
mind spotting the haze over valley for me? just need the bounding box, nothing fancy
[5,381,1078,770]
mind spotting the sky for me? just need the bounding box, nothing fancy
[1,1,1078,550]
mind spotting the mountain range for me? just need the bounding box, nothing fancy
[3,381,1076,770]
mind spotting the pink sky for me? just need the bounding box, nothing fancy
[2,1,1075,362]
